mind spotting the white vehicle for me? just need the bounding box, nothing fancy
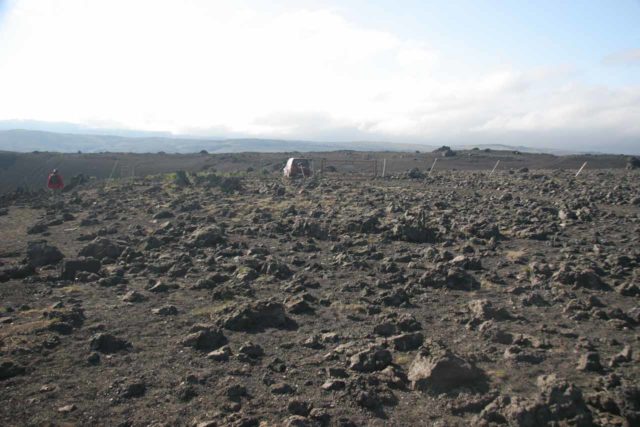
[283,158,312,178]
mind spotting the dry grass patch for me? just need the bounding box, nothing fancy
[393,352,414,367]
[190,301,235,317]
[505,249,527,263]
[332,302,368,315]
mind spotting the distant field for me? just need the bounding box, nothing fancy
[0,149,632,194]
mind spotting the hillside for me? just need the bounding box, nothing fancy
[0,129,437,154]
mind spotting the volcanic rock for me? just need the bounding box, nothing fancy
[89,333,131,354]
[180,326,227,351]
[219,300,291,332]
[61,257,101,280]
[25,240,64,266]
[78,237,123,260]
[349,347,392,372]
[408,340,482,391]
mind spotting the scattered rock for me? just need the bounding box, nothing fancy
[408,340,483,391]
[288,399,312,416]
[207,346,232,362]
[322,380,346,391]
[238,342,264,359]
[89,333,131,354]
[122,290,146,303]
[180,326,227,351]
[0,360,26,380]
[349,347,392,372]
[61,257,101,280]
[57,404,77,413]
[25,240,64,266]
[188,226,227,248]
[219,300,292,332]
[577,352,603,372]
[271,382,295,395]
[391,332,424,351]
[152,305,178,316]
[119,381,146,399]
[78,237,123,260]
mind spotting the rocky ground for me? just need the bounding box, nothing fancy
[0,167,639,426]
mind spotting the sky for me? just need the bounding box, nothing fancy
[0,0,639,152]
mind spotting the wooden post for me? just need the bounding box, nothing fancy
[428,157,438,177]
[575,162,587,177]
[382,159,387,177]
[489,160,500,177]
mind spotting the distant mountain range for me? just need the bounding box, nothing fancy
[0,129,440,154]
[0,120,634,155]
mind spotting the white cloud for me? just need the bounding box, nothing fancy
[0,0,638,150]
[603,48,640,66]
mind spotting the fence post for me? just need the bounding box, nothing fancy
[108,160,119,181]
[575,162,587,177]
[382,159,387,177]
[428,158,438,177]
[489,160,500,177]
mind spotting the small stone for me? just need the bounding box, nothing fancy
[152,305,178,316]
[176,384,198,402]
[57,404,77,413]
[89,333,131,354]
[207,346,232,362]
[349,347,392,372]
[309,408,331,424]
[122,290,146,303]
[0,360,26,380]
[283,415,311,427]
[327,367,349,378]
[119,382,146,398]
[87,352,100,365]
[226,384,247,400]
[373,322,397,337]
[356,390,381,410]
[238,342,264,359]
[271,382,295,394]
[288,399,312,416]
[609,345,633,367]
[321,380,346,391]
[578,352,603,372]
[39,384,56,393]
[392,332,424,351]
[180,327,227,351]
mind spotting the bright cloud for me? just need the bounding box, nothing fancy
[0,0,638,149]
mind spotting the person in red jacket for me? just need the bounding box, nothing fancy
[47,169,64,200]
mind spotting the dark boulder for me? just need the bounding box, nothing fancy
[26,240,64,267]
[78,238,123,260]
[89,333,131,354]
[61,257,101,280]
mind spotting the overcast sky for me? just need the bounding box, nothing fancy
[0,0,639,151]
